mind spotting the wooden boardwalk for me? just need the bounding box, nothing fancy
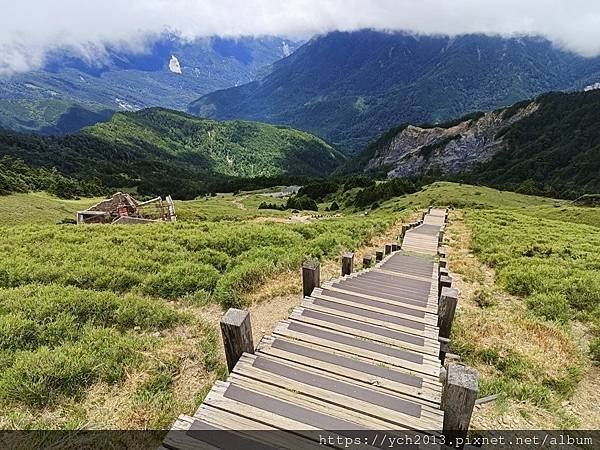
[163,208,456,449]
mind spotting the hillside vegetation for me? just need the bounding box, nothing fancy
[190,31,600,153]
[345,90,600,198]
[0,182,597,430]
[0,99,114,135]
[0,109,344,199]
[0,156,105,199]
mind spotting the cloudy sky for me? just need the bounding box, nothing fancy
[2,0,600,74]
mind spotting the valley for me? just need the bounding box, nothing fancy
[0,36,297,134]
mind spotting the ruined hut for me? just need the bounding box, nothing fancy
[77,192,176,225]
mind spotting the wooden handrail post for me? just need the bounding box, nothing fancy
[391,242,399,252]
[438,286,459,340]
[220,308,254,373]
[439,266,449,279]
[302,260,320,297]
[438,246,446,258]
[439,257,448,268]
[341,253,354,276]
[439,275,453,300]
[442,364,478,448]
[384,243,392,255]
[362,255,373,268]
[375,250,384,262]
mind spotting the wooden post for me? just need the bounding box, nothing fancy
[439,257,447,269]
[442,364,478,448]
[438,287,459,340]
[302,260,320,297]
[220,308,254,373]
[384,243,392,255]
[438,246,446,258]
[362,255,373,268]
[440,275,453,289]
[438,230,445,245]
[375,250,384,262]
[391,242,399,251]
[439,267,449,279]
[439,274,453,297]
[341,253,354,276]
[401,224,409,237]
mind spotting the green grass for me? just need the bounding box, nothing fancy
[466,209,600,327]
[445,187,599,416]
[0,192,104,227]
[0,188,401,427]
[1,181,596,428]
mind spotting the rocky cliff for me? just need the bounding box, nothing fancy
[363,102,539,178]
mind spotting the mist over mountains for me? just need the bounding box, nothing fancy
[0,36,298,133]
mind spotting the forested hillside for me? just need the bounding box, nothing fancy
[190,31,600,153]
[0,108,344,198]
[344,90,600,197]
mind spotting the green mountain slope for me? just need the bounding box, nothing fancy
[344,90,600,197]
[0,99,115,134]
[464,90,600,196]
[189,31,600,154]
[0,108,344,198]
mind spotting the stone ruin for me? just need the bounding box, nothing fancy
[76,192,177,225]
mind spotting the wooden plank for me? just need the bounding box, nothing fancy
[321,284,438,314]
[311,288,438,326]
[273,320,440,377]
[299,299,439,342]
[291,306,439,355]
[345,271,433,293]
[341,275,433,298]
[304,294,437,331]
[232,354,443,431]
[256,335,442,405]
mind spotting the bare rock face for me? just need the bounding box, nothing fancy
[365,102,539,178]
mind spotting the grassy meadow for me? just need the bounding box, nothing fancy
[0,188,399,429]
[0,181,597,430]
[421,183,600,429]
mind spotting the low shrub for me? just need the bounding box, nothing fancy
[142,263,220,299]
[0,327,146,406]
[526,292,571,323]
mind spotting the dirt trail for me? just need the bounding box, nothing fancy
[231,196,247,210]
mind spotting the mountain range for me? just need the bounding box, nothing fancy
[0,36,297,134]
[344,89,600,196]
[190,30,600,154]
[0,30,599,200]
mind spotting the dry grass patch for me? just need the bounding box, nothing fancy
[446,210,594,430]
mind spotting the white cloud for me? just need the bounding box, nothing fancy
[2,0,600,75]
